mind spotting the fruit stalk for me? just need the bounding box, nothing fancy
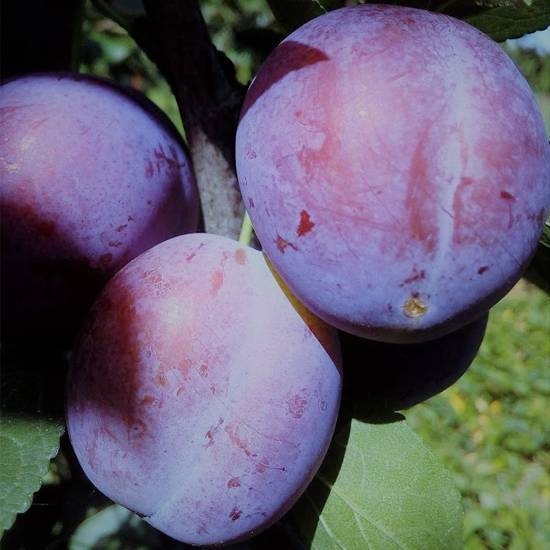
[238,211,254,247]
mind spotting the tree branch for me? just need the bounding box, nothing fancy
[126,0,246,238]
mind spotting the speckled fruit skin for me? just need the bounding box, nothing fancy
[236,5,550,343]
[0,73,198,343]
[66,233,342,546]
[341,313,488,413]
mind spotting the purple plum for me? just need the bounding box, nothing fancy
[236,5,549,343]
[66,233,342,545]
[0,73,199,344]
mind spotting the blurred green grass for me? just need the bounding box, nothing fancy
[407,282,550,549]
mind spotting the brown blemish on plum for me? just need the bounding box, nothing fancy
[199,363,209,378]
[287,392,308,419]
[229,507,242,521]
[108,240,123,248]
[296,210,315,237]
[235,248,247,265]
[139,395,156,406]
[211,270,224,294]
[256,462,267,473]
[116,223,127,232]
[240,41,330,120]
[153,144,184,175]
[403,294,428,319]
[500,190,515,201]
[227,477,241,488]
[400,269,426,287]
[225,424,257,458]
[145,160,154,178]
[275,235,298,253]
[248,198,255,208]
[180,358,193,376]
[204,417,224,448]
[478,266,489,274]
[185,242,205,262]
[154,373,167,387]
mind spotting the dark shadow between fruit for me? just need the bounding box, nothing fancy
[341,313,489,416]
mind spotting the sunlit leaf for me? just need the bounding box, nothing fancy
[293,418,463,549]
[466,0,550,41]
[0,414,64,534]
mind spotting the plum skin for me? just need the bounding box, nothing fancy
[66,233,342,546]
[0,73,199,344]
[341,313,488,413]
[236,5,550,343]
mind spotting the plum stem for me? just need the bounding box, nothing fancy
[239,211,254,246]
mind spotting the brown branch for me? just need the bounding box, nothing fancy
[129,0,246,238]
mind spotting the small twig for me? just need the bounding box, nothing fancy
[239,211,254,246]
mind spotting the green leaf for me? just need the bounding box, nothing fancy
[466,0,550,42]
[265,0,549,40]
[293,418,463,549]
[0,414,64,534]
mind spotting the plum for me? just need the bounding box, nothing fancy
[0,73,198,344]
[236,5,550,343]
[341,313,488,414]
[66,233,342,546]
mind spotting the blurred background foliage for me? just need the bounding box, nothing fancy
[3,1,549,548]
[80,1,550,132]
[408,282,550,550]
